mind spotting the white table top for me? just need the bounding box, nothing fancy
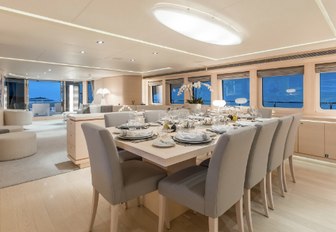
[107,127,217,168]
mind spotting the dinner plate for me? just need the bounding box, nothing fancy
[117,133,154,140]
[117,123,148,130]
[172,136,213,144]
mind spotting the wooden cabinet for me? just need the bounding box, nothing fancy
[297,120,336,159]
[324,123,336,159]
[298,121,324,157]
[67,114,105,168]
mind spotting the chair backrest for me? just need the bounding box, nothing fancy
[81,123,123,204]
[144,110,166,123]
[267,116,293,172]
[258,108,272,118]
[244,119,279,189]
[104,111,135,127]
[205,126,256,218]
[283,113,302,160]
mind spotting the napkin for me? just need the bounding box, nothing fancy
[120,130,152,138]
[175,131,209,142]
[210,125,229,134]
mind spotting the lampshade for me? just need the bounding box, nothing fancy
[96,88,110,96]
[235,98,248,105]
[152,3,242,45]
[212,100,226,107]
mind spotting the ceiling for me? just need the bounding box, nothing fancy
[0,0,336,81]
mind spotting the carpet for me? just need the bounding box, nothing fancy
[0,119,79,188]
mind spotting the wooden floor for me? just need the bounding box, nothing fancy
[1,156,336,232]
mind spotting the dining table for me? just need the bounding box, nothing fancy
[106,119,261,221]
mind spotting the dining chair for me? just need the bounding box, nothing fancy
[104,111,141,162]
[244,119,278,232]
[257,109,272,118]
[158,127,256,232]
[282,113,302,192]
[266,116,293,210]
[81,123,167,232]
[144,110,166,123]
[104,111,135,128]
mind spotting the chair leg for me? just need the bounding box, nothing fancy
[209,217,218,232]
[89,188,99,231]
[158,194,167,232]
[260,178,269,218]
[289,155,296,183]
[266,172,274,210]
[282,161,288,192]
[110,204,120,232]
[235,197,245,232]
[277,165,285,197]
[244,189,253,232]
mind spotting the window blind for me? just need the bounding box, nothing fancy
[165,78,184,85]
[315,62,336,73]
[188,75,211,83]
[148,80,162,86]
[257,66,304,78]
[217,71,250,80]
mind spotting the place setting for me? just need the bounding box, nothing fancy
[172,130,214,145]
[116,130,157,143]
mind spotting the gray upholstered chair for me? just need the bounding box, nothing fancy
[104,111,135,127]
[266,116,293,210]
[144,110,166,123]
[257,108,272,118]
[158,127,256,232]
[282,113,302,192]
[81,123,167,232]
[244,119,278,232]
[104,111,141,162]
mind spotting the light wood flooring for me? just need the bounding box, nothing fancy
[0,156,336,232]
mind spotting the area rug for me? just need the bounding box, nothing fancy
[0,119,80,188]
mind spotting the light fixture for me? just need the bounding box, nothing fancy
[80,50,85,54]
[152,3,242,45]
[48,69,52,72]
[235,98,248,106]
[96,40,104,44]
[130,58,135,62]
[96,88,111,105]
[212,100,226,113]
[152,51,159,55]
[286,88,296,94]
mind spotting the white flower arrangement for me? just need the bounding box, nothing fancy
[177,81,213,104]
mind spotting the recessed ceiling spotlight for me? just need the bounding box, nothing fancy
[152,51,159,55]
[80,50,85,54]
[48,69,52,72]
[96,40,104,44]
[130,58,135,62]
[44,72,47,74]
[152,3,242,45]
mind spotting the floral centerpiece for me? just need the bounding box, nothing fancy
[177,81,213,104]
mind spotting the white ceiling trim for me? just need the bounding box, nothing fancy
[217,37,336,61]
[315,0,336,36]
[0,6,216,61]
[0,56,174,76]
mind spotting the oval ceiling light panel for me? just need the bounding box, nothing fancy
[153,3,242,46]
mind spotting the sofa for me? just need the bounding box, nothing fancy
[0,109,37,161]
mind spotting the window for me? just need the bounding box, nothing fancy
[170,83,184,104]
[5,78,25,109]
[262,74,303,108]
[222,78,250,106]
[258,66,304,108]
[152,85,162,104]
[29,80,62,112]
[87,81,94,104]
[193,80,211,105]
[320,72,336,109]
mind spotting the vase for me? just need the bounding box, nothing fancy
[186,103,202,113]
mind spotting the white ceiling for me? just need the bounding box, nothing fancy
[0,0,336,81]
